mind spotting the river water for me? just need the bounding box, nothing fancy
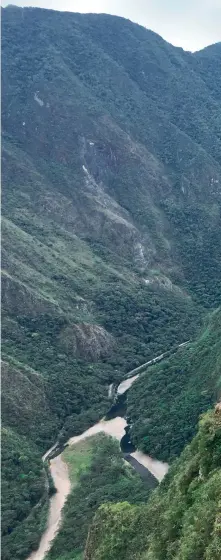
[28,455,71,560]
[27,415,168,560]
[26,347,178,560]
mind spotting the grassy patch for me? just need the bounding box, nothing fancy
[62,436,97,486]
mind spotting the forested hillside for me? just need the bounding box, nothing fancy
[1,5,221,559]
[84,407,221,560]
[127,308,221,461]
[2,428,49,560]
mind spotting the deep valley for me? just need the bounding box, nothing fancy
[1,6,221,560]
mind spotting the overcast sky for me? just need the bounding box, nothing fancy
[2,0,221,51]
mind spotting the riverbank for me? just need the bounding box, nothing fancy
[117,341,189,396]
[27,455,70,560]
[27,416,168,560]
[131,451,168,482]
[27,341,189,560]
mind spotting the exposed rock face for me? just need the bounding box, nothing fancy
[1,272,58,316]
[59,323,115,360]
[2,7,221,308]
[215,401,221,413]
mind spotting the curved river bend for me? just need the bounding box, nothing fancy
[28,417,167,560]
[27,343,190,560]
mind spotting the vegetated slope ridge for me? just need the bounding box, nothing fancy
[84,406,221,560]
[1,6,221,560]
[127,308,221,461]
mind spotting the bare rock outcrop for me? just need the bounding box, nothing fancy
[58,323,115,361]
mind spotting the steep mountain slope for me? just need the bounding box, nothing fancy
[127,308,221,461]
[2,7,221,439]
[2,427,50,560]
[41,311,221,560]
[192,43,221,103]
[2,6,221,559]
[84,406,221,560]
[2,7,221,317]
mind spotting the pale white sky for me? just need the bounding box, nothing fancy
[2,0,221,51]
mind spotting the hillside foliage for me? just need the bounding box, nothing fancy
[1,6,221,558]
[84,408,221,560]
[127,309,221,461]
[1,428,48,560]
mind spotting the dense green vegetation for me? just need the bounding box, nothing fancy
[95,283,200,370]
[47,434,152,560]
[3,5,221,456]
[2,6,221,558]
[127,308,221,461]
[1,428,48,560]
[84,407,221,560]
